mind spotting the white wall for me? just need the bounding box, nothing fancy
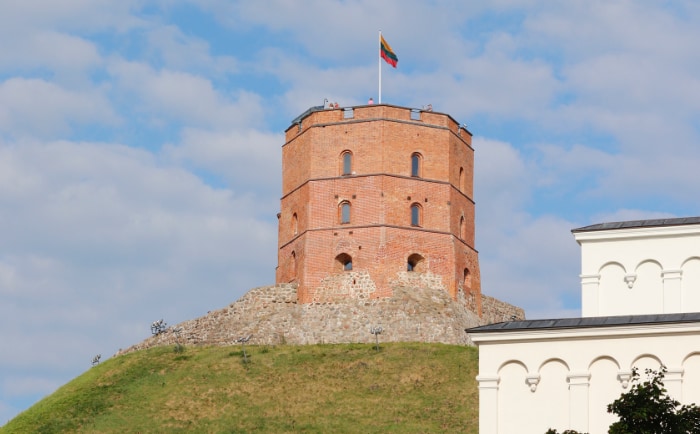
[574,223,700,316]
[471,322,700,434]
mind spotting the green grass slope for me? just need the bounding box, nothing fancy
[3,343,478,433]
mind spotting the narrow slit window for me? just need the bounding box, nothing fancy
[340,202,351,224]
[411,153,422,177]
[342,151,352,175]
[411,203,421,227]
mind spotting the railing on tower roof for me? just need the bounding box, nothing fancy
[286,103,472,138]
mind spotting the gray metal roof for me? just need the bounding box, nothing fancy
[290,105,325,126]
[466,312,700,333]
[572,216,700,233]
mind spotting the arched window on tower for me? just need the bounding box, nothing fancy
[291,250,297,280]
[341,150,353,175]
[410,203,422,227]
[339,201,351,224]
[335,253,353,271]
[464,268,472,290]
[407,253,425,272]
[411,152,422,177]
[460,215,466,240]
[459,167,465,192]
[292,212,298,235]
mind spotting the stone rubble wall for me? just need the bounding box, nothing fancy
[118,283,524,355]
[479,294,526,324]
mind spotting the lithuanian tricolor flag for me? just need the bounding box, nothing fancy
[380,35,398,68]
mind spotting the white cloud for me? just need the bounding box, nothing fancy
[145,25,238,76]
[108,59,264,129]
[0,1,144,34]
[0,138,277,415]
[165,128,282,199]
[474,136,581,318]
[0,78,118,138]
[0,31,101,79]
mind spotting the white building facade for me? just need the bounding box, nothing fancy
[573,218,700,317]
[469,217,700,434]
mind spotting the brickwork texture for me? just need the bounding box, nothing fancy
[120,104,525,354]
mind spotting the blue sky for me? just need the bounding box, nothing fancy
[2,0,700,424]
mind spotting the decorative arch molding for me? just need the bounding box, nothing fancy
[587,355,620,371]
[682,353,700,406]
[680,256,700,268]
[538,357,570,373]
[497,359,529,375]
[634,258,664,273]
[681,351,700,366]
[629,353,664,370]
[597,261,627,275]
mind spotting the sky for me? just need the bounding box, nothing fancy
[2,0,700,424]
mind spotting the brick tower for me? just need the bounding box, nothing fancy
[276,104,481,313]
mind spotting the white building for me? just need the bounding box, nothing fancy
[574,217,700,317]
[469,217,700,434]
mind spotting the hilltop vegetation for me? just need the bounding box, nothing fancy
[3,343,478,433]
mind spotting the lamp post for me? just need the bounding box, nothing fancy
[236,335,252,363]
[370,326,383,351]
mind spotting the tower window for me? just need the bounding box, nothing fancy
[410,203,421,227]
[341,151,353,175]
[407,253,425,272]
[292,213,298,235]
[460,215,466,240]
[336,253,353,271]
[340,201,351,224]
[464,268,472,289]
[459,167,465,192]
[411,153,422,177]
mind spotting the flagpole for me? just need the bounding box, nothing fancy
[378,30,382,104]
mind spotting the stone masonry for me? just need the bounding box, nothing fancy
[118,283,524,355]
[118,104,525,355]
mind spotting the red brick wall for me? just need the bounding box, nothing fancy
[278,104,481,313]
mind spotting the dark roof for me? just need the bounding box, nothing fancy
[290,105,325,126]
[572,216,700,233]
[466,312,700,333]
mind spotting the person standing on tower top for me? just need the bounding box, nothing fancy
[368,97,374,104]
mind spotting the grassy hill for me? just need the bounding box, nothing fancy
[2,343,479,433]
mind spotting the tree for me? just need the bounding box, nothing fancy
[547,365,700,434]
[607,366,700,434]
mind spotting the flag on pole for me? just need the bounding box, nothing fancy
[380,35,398,68]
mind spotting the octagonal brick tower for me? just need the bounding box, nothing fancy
[276,103,481,313]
